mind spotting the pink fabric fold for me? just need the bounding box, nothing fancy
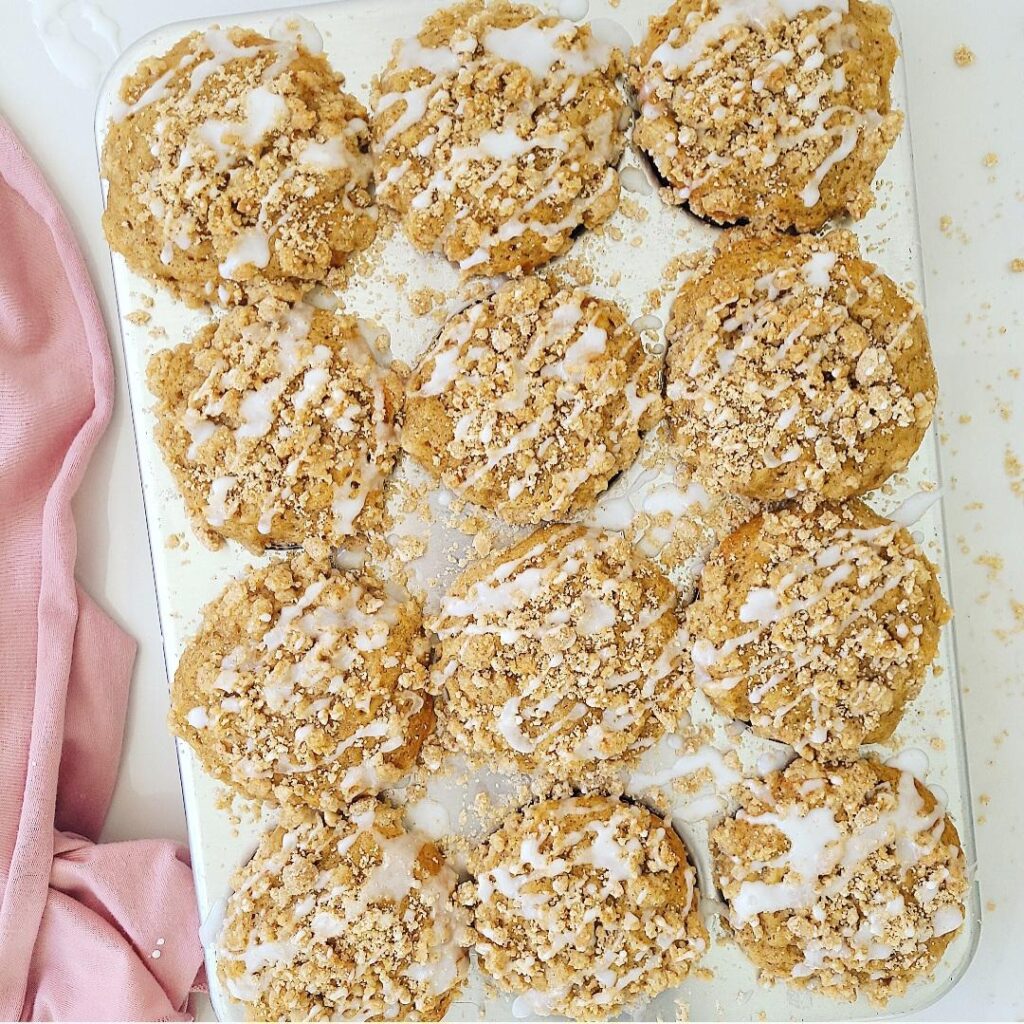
[0,117,204,1021]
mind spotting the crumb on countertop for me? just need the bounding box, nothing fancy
[953,45,975,67]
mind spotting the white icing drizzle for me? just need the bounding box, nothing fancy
[627,739,742,823]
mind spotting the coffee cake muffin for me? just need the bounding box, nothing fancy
[631,0,902,229]
[372,0,628,275]
[711,758,968,1003]
[218,800,469,1021]
[403,277,661,524]
[102,24,375,306]
[147,302,402,553]
[665,230,936,502]
[169,554,434,812]
[687,499,950,756]
[461,795,707,1020]
[431,524,691,776]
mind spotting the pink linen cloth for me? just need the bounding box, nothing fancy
[0,117,204,1021]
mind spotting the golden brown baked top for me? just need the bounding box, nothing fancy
[461,795,707,1020]
[403,276,662,524]
[666,229,936,502]
[631,0,903,229]
[687,498,950,755]
[147,301,402,554]
[711,758,968,1003]
[431,523,692,776]
[371,0,627,275]
[169,554,434,812]
[218,800,469,1021]
[102,24,375,306]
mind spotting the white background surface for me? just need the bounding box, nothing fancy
[1,1,1020,1020]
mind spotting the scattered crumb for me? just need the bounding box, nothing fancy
[939,215,953,235]
[165,532,184,550]
[983,152,999,168]
[125,310,151,326]
[994,599,1024,642]
[975,553,1003,581]
[953,45,975,67]
[1010,258,1024,273]
[958,413,972,425]
[408,287,446,317]
[978,793,990,806]
[1005,447,1023,500]
[986,900,997,913]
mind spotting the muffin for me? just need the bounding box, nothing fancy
[631,0,903,228]
[372,0,628,275]
[461,795,707,1019]
[431,524,692,775]
[711,758,969,1003]
[686,499,950,756]
[169,554,434,812]
[218,799,469,1021]
[665,230,936,502]
[147,302,402,553]
[403,277,661,524]
[102,24,375,306]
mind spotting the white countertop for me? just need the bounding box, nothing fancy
[2,1,1021,1019]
